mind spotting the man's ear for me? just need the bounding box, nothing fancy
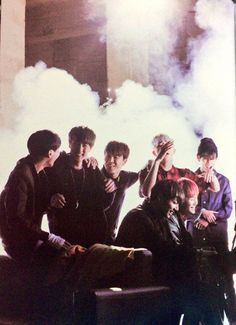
[122,158,128,166]
[48,149,53,158]
[197,154,201,162]
[152,148,157,157]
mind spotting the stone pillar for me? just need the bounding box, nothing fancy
[0,0,25,128]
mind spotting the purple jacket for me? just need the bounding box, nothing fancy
[196,168,233,221]
[192,168,233,252]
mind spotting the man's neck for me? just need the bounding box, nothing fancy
[104,166,120,179]
[69,154,83,170]
[34,160,46,174]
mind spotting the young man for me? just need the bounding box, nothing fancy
[47,126,114,248]
[193,137,236,324]
[139,133,219,198]
[116,179,223,325]
[0,130,80,267]
[101,141,138,243]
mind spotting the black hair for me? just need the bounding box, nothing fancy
[68,126,96,147]
[150,179,183,204]
[104,141,130,159]
[197,137,218,158]
[27,130,61,158]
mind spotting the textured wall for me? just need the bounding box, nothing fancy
[0,0,25,127]
[25,0,202,102]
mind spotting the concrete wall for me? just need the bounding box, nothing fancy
[25,0,108,103]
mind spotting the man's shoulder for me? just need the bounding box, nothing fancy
[171,165,195,179]
[56,151,68,164]
[124,206,149,223]
[13,156,34,177]
[215,171,230,184]
[5,157,34,188]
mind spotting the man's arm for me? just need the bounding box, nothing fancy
[140,141,174,197]
[139,160,161,198]
[201,177,233,222]
[4,174,49,242]
[214,178,233,219]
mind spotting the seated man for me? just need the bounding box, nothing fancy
[101,141,138,243]
[139,133,219,198]
[0,130,83,275]
[116,179,223,325]
[47,126,114,248]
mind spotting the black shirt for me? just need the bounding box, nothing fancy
[101,166,138,243]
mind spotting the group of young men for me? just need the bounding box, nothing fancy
[0,126,235,324]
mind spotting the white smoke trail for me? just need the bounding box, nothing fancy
[175,0,235,179]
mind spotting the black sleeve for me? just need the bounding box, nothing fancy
[126,172,138,188]
[94,167,115,210]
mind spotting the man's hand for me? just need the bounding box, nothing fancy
[66,245,87,256]
[202,209,217,223]
[155,140,174,162]
[84,157,98,169]
[104,178,117,193]
[195,219,209,230]
[50,193,66,208]
[198,167,215,183]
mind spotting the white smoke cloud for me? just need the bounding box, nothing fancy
[88,0,190,93]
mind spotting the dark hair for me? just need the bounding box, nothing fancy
[150,179,183,203]
[69,126,96,147]
[104,141,130,159]
[27,130,61,158]
[197,137,218,158]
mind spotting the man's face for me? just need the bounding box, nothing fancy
[104,152,127,176]
[163,198,179,219]
[184,195,198,215]
[197,153,217,172]
[153,141,175,164]
[69,137,91,159]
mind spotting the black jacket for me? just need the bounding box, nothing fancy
[116,201,197,286]
[47,152,113,247]
[0,156,49,262]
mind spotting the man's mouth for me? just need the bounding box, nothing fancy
[107,164,116,168]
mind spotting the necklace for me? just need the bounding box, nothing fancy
[70,167,85,209]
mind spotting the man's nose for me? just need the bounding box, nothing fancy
[175,204,179,211]
[79,144,84,152]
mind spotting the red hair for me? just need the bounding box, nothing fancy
[177,177,199,198]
